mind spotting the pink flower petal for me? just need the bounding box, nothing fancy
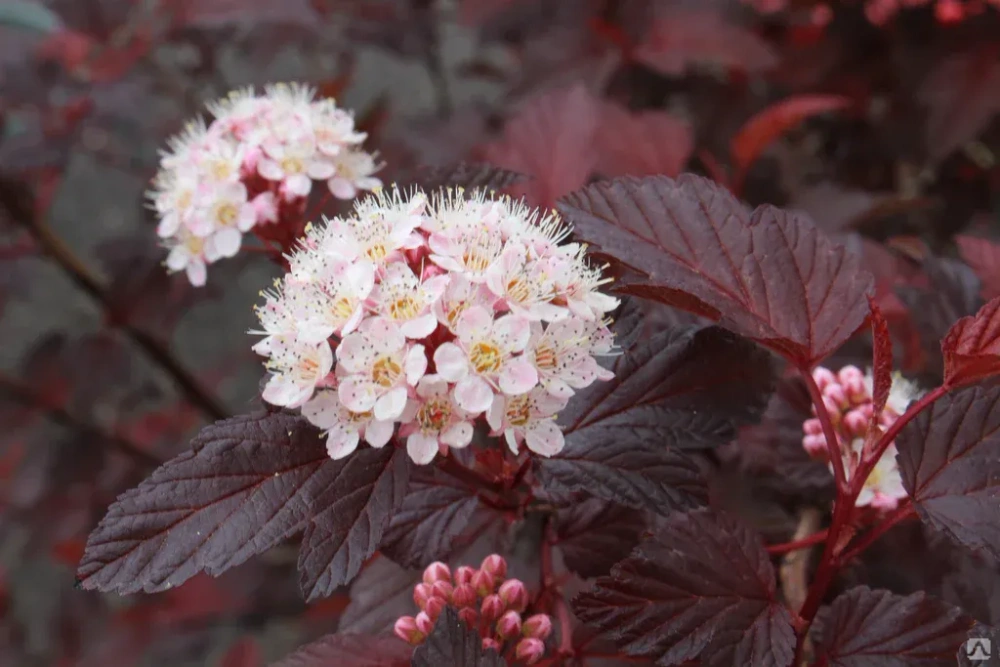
[306,158,336,180]
[301,391,342,429]
[257,157,284,181]
[374,387,408,421]
[286,173,312,198]
[326,430,360,460]
[407,432,439,465]
[328,177,357,199]
[486,394,504,432]
[457,306,494,343]
[365,419,394,448]
[498,359,539,396]
[401,313,438,339]
[525,421,564,456]
[212,227,243,258]
[337,333,375,373]
[186,260,207,287]
[405,344,428,385]
[338,376,378,412]
[493,314,531,352]
[433,343,469,382]
[454,376,494,414]
[441,422,473,448]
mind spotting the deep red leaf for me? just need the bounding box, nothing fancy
[402,162,527,195]
[595,102,693,178]
[411,606,507,667]
[941,297,1000,388]
[633,8,777,76]
[897,385,1000,560]
[273,633,411,667]
[574,509,795,667]
[379,465,480,568]
[555,497,647,579]
[918,45,1000,162]
[558,174,875,368]
[482,84,600,208]
[868,296,893,419]
[731,95,851,175]
[77,412,337,594]
[957,235,1000,301]
[297,446,410,601]
[339,556,423,636]
[813,586,973,666]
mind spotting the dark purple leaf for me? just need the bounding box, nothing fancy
[897,385,1000,560]
[411,606,507,667]
[274,633,411,667]
[814,586,973,666]
[380,465,480,568]
[574,509,795,667]
[339,556,423,636]
[555,497,647,578]
[940,553,1000,626]
[941,297,1000,389]
[403,162,527,195]
[297,446,410,601]
[77,412,336,594]
[559,174,874,369]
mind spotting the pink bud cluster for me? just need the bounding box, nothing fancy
[394,557,551,664]
[149,83,381,286]
[741,0,1000,25]
[802,365,919,509]
[251,187,618,465]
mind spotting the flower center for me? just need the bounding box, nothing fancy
[210,160,234,181]
[216,202,238,226]
[330,297,355,321]
[348,409,373,424]
[281,156,304,174]
[366,242,388,261]
[534,343,557,371]
[388,295,420,321]
[506,277,531,304]
[417,398,451,432]
[371,355,402,387]
[185,235,205,254]
[505,395,531,427]
[297,356,320,381]
[469,342,502,375]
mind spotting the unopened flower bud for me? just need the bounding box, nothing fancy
[415,611,434,636]
[423,561,451,585]
[522,613,553,640]
[498,579,529,612]
[413,583,433,609]
[481,594,505,623]
[837,365,864,386]
[454,565,476,586]
[802,434,828,458]
[823,383,848,410]
[480,554,507,580]
[843,409,868,438]
[472,569,496,597]
[802,418,823,435]
[481,638,501,652]
[458,607,478,628]
[812,367,836,390]
[515,637,546,665]
[394,616,422,645]
[497,610,522,639]
[425,596,447,621]
[452,583,477,609]
[431,580,454,601]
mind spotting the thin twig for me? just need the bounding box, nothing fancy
[837,503,916,566]
[767,527,829,556]
[780,508,822,664]
[0,370,162,468]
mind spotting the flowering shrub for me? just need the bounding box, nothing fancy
[252,187,617,464]
[151,84,380,286]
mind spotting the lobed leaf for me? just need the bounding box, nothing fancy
[595,102,693,179]
[574,509,795,667]
[297,446,410,601]
[942,297,1000,388]
[78,412,340,594]
[897,385,1000,560]
[274,633,411,667]
[813,586,973,666]
[559,174,874,368]
[402,162,527,195]
[555,497,647,579]
[411,606,507,667]
[379,465,481,568]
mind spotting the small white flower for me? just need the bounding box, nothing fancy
[850,443,908,510]
[257,135,328,200]
[401,375,475,465]
[374,263,450,338]
[261,337,333,408]
[433,306,538,414]
[487,389,567,456]
[287,257,376,343]
[548,248,620,320]
[336,318,426,420]
[485,244,566,321]
[526,318,615,399]
[165,230,208,287]
[328,149,383,199]
[303,389,394,460]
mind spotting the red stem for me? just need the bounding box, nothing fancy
[801,368,848,492]
[540,525,575,659]
[836,503,916,566]
[860,385,947,473]
[766,528,830,556]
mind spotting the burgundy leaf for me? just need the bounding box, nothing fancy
[633,8,778,77]
[482,83,600,208]
[274,633,411,667]
[77,412,338,594]
[957,235,1000,301]
[595,102,693,179]
[297,447,410,601]
[942,297,1000,388]
[574,509,795,667]
[731,95,851,176]
[338,556,423,636]
[559,174,874,368]
[411,606,507,667]
[918,45,1000,162]
[379,465,480,568]
[555,497,647,579]
[869,297,893,419]
[813,586,973,666]
[897,385,1000,560]
[402,162,527,195]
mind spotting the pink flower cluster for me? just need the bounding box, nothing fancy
[802,365,920,509]
[394,557,551,665]
[251,187,618,464]
[149,83,381,286]
[741,0,1000,25]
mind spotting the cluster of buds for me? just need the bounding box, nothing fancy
[741,0,1000,25]
[149,83,381,286]
[394,556,552,664]
[802,365,920,509]
[251,186,618,465]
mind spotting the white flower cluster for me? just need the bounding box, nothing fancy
[252,187,619,464]
[149,83,382,286]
